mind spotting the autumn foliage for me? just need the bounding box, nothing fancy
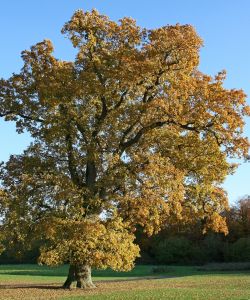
[0,9,249,287]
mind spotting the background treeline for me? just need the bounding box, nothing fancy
[136,195,250,265]
[0,196,249,265]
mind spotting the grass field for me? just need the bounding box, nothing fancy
[0,263,249,299]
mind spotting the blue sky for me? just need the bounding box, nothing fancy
[0,0,249,204]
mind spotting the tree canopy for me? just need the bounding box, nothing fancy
[0,9,249,288]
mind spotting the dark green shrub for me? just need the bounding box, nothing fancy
[154,237,192,264]
[225,238,250,262]
[202,234,224,262]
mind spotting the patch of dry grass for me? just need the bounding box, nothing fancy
[0,275,250,300]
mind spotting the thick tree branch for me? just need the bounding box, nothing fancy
[142,69,165,103]
[0,110,44,123]
[99,96,108,120]
[75,120,89,145]
[89,54,109,137]
[119,121,167,153]
[119,119,215,154]
[85,160,97,190]
[142,53,180,103]
[65,129,81,186]
[119,120,141,148]
[113,90,128,110]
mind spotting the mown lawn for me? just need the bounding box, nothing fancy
[0,264,249,299]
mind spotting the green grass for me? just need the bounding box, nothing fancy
[63,277,250,300]
[0,264,157,282]
[0,263,249,299]
[198,262,250,271]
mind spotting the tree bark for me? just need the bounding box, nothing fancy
[63,264,96,289]
[63,265,76,289]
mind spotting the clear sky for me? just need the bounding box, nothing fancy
[0,0,249,204]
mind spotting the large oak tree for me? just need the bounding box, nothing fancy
[0,9,249,288]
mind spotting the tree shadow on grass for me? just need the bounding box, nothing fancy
[0,283,62,290]
[0,268,249,292]
[0,276,172,291]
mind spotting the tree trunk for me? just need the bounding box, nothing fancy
[63,265,75,289]
[63,264,96,289]
[76,265,96,288]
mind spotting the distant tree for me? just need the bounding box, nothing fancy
[226,195,250,240]
[225,237,250,262]
[0,9,249,288]
[153,236,192,264]
[238,196,250,235]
